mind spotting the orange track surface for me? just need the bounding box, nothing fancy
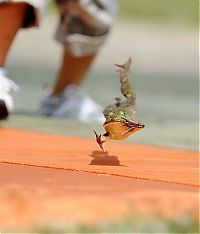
[0,128,199,230]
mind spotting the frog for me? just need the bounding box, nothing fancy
[94,57,145,151]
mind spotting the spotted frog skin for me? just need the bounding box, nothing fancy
[94,57,145,151]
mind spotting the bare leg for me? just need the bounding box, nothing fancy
[51,49,96,96]
[0,3,27,67]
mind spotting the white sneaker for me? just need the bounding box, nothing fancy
[39,85,105,123]
[0,68,19,120]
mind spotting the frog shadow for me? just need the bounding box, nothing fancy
[89,150,125,166]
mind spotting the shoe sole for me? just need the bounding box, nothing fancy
[0,99,9,120]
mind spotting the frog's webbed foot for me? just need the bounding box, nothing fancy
[93,130,106,152]
[115,57,132,80]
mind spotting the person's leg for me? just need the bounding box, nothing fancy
[40,0,118,122]
[52,50,95,96]
[0,2,28,67]
[0,2,28,119]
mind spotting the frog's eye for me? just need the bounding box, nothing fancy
[108,112,114,120]
[117,111,125,119]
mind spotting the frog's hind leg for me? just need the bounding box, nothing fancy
[115,57,136,111]
[115,57,132,79]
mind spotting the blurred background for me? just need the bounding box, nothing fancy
[4,0,198,150]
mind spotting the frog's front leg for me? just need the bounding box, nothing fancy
[115,97,122,107]
[94,130,110,152]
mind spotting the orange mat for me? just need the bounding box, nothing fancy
[0,128,198,187]
[0,128,199,231]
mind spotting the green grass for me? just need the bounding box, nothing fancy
[33,215,199,233]
[48,0,198,25]
[117,0,198,24]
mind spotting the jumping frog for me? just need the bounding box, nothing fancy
[94,57,145,151]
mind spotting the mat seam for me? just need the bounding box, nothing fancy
[1,161,199,188]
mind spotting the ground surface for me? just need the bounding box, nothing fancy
[0,128,199,232]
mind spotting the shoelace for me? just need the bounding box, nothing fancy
[0,74,19,93]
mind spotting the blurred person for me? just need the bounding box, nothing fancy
[0,0,117,122]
